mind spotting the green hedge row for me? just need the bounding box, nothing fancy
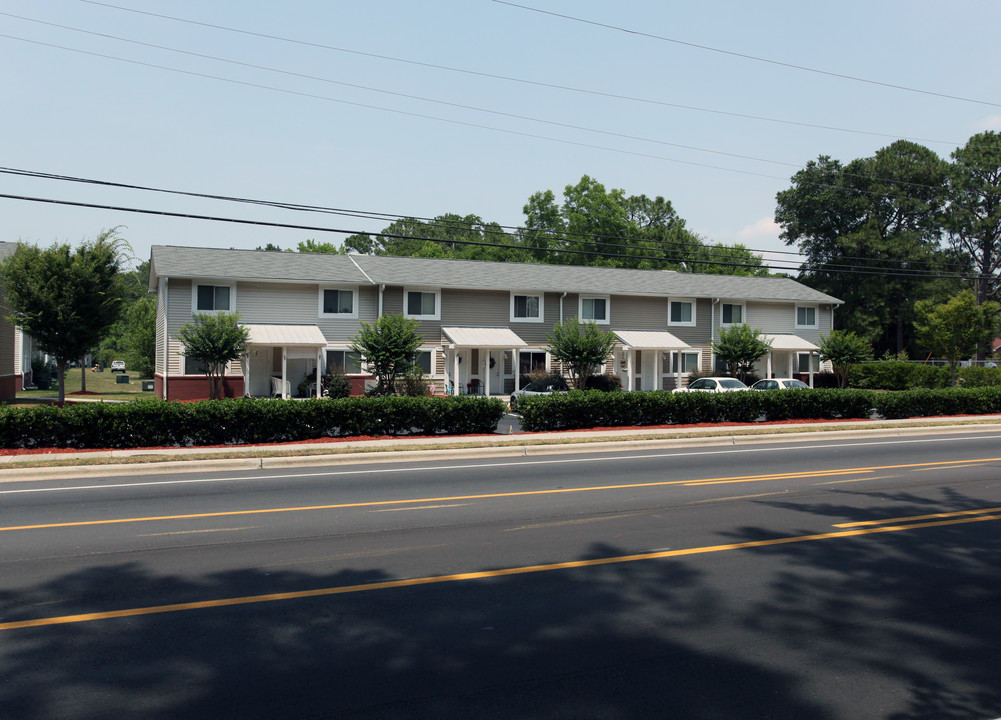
[0,396,508,449]
[849,361,1001,390]
[516,387,1001,431]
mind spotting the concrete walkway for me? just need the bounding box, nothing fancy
[4,414,1001,482]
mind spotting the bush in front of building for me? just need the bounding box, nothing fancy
[516,386,1001,431]
[0,395,508,449]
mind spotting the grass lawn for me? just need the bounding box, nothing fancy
[17,367,156,402]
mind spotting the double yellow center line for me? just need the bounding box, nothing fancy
[3,504,999,631]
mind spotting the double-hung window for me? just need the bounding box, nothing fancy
[668,298,696,327]
[518,350,547,376]
[326,349,363,375]
[669,350,700,374]
[415,349,433,375]
[721,303,744,325]
[193,283,233,313]
[580,295,609,324]
[319,287,357,318]
[796,305,818,328]
[511,293,543,322]
[404,288,440,320]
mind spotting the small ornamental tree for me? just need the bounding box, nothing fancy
[350,313,423,395]
[177,312,250,400]
[819,330,873,388]
[711,324,772,383]
[0,230,128,402]
[546,317,617,390]
[914,289,1001,386]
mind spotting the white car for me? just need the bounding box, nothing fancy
[672,377,749,393]
[510,378,569,410]
[750,378,810,390]
[110,360,127,373]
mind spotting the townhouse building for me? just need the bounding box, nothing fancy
[149,245,842,401]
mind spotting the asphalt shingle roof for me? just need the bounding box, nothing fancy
[149,245,841,304]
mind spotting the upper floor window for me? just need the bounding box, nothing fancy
[192,283,234,314]
[668,298,696,327]
[405,288,440,320]
[319,287,357,318]
[721,302,744,325]
[796,305,818,328]
[580,295,609,324]
[511,293,543,322]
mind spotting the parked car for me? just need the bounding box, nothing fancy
[672,377,749,393]
[110,360,126,373]
[510,377,570,410]
[750,378,810,390]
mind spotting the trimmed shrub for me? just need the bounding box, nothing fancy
[0,396,507,449]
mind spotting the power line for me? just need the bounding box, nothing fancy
[3,166,973,272]
[0,191,978,281]
[73,1,958,146]
[492,1,1001,109]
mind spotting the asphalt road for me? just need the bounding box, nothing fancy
[2,431,1001,719]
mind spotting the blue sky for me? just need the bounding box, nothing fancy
[2,1,1000,272]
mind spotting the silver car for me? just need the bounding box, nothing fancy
[510,378,569,410]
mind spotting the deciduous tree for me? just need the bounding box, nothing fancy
[350,314,423,395]
[818,330,873,388]
[177,312,250,400]
[546,318,617,390]
[0,229,128,402]
[914,289,1001,386]
[710,324,772,383]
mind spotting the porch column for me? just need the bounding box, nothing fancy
[316,348,322,398]
[808,352,815,388]
[483,349,490,396]
[766,352,773,379]
[513,348,519,392]
[244,349,252,399]
[453,349,460,394]
[281,348,288,399]
[626,349,634,392]
[675,349,682,390]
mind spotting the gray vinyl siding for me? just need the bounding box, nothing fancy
[166,279,192,376]
[744,301,834,344]
[156,279,167,374]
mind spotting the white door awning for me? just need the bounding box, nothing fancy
[763,334,819,351]
[244,324,327,346]
[613,330,690,349]
[442,326,527,349]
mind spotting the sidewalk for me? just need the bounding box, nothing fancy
[4,414,1001,482]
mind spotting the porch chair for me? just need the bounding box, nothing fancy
[270,376,291,398]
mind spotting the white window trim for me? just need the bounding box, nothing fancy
[518,348,550,374]
[510,291,545,323]
[795,304,819,329]
[191,281,236,315]
[666,349,701,375]
[578,294,610,325]
[416,347,438,377]
[720,301,746,327]
[324,346,366,376]
[318,286,359,319]
[403,287,441,320]
[668,297,697,327]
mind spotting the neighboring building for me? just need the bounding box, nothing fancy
[0,241,37,399]
[148,245,842,401]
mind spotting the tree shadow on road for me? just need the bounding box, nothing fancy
[723,486,1001,720]
[0,545,831,720]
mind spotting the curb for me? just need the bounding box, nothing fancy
[4,420,999,482]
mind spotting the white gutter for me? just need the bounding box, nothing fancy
[559,292,567,322]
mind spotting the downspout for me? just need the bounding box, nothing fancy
[711,298,719,374]
[378,284,385,318]
[163,277,169,401]
[559,292,567,322]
